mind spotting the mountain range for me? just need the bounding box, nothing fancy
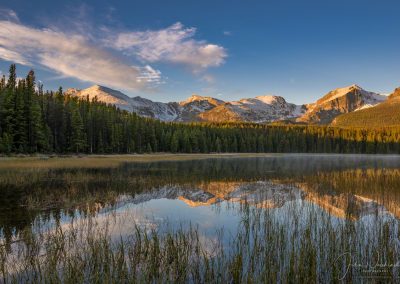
[66,84,394,125]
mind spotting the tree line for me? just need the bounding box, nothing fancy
[1,64,400,154]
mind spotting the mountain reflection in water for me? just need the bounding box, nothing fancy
[1,154,400,245]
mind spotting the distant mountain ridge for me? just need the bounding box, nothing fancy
[199,96,305,123]
[66,84,390,125]
[67,85,307,123]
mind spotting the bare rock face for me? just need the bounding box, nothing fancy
[177,94,225,122]
[297,85,386,124]
[389,87,400,100]
[200,96,305,123]
[199,103,243,122]
[331,86,400,128]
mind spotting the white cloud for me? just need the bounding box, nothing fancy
[137,65,163,84]
[0,11,227,91]
[0,46,29,65]
[105,22,227,71]
[0,20,145,91]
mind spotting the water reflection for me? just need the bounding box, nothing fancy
[1,154,400,243]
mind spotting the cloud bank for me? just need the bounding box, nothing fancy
[0,11,226,91]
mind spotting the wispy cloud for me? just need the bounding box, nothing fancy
[0,10,226,91]
[105,22,227,72]
[137,65,163,84]
[0,46,29,65]
[201,74,215,84]
[0,20,147,91]
[0,8,19,22]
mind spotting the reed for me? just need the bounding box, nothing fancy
[1,197,399,283]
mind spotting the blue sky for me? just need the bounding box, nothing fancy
[0,0,399,104]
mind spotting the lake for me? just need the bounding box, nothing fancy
[1,154,400,282]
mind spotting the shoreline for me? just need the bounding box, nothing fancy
[1,152,399,169]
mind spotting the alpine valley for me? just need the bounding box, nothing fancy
[66,84,390,125]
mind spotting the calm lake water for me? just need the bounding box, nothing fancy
[1,154,400,282]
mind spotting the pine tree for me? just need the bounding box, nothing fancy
[24,70,46,152]
[70,106,86,153]
[14,79,27,152]
[170,132,179,153]
[1,65,17,151]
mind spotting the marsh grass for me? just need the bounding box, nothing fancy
[0,153,271,170]
[1,198,399,283]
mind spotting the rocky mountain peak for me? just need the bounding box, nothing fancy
[298,84,386,124]
[349,84,362,90]
[180,94,224,106]
[389,87,400,99]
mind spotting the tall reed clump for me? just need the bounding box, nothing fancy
[1,196,399,283]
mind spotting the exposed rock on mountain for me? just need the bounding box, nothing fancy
[130,96,179,121]
[297,84,386,124]
[177,94,225,121]
[332,86,400,127]
[200,96,305,123]
[388,87,400,100]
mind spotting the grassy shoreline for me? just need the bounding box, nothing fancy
[1,152,400,169]
[0,153,277,169]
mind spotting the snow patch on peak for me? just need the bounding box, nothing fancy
[180,94,224,106]
[254,95,281,104]
[69,85,131,110]
[354,104,375,112]
[186,94,206,101]
[85,85,130,101]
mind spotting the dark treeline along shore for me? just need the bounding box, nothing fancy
[1,64,400,155]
